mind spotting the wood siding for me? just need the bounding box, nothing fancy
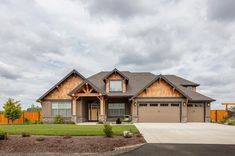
[44,75,82,100]
[138,79,183,97]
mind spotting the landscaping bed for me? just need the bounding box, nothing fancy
[0,135,145,153]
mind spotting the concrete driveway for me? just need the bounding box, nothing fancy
[135,123,235,144]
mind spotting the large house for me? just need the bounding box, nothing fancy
[37,69,215,123]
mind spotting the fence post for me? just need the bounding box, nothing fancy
[22,112,24,124]
[215,110,217,122]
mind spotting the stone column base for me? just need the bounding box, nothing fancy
[71,116,77,123]
[205,116,211,123]
[181,116,187,123]
[132,116,138,123]
[98,115,107,122]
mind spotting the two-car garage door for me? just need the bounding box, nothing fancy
[138,103,180,122]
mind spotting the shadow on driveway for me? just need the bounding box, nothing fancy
[118,143,235,156]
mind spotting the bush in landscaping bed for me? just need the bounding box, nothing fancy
[227,118,235,125]
[116,118,122,124]
[103,123,113,137]
[54,115,64,124]
[36,137,45,141]
[0,131,7,140]
[22,132,31,137]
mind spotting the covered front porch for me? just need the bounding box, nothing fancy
[69,81,132,123]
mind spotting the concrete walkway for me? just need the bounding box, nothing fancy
[135,123,235,144]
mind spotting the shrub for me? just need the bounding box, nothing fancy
[98,121,104,124]
[136,133,143,137]
[24,118,31,124]
[227,118,235,125]
[36,137,45,141]
[21,132,31,137]
[54,115,64,124]
[103,123,113,137]
[0,131,7,140]
[116,118,122,124]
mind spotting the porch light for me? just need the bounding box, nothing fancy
[207,103,210,107]
[183,102,186,106]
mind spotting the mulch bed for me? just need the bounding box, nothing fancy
[0,135,145,153]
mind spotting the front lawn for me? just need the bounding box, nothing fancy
[0,124,139,136]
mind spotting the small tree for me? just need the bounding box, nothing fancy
[3,98,22,124]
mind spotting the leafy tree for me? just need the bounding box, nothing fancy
[3,98,22,123]
[26,104,41,112]
[232,106,235,112]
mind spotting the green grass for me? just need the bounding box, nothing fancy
[0,124,139,136]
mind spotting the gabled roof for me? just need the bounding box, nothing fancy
[131,74,215,102]
[102,68,129,82]
[164,75,199,86]
[88,71,156,96]
[68,79,106,96]
[131,75,192,100]
[36,69,86,102]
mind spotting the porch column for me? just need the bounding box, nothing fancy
[99,96,106,122]
[71,97,77,123]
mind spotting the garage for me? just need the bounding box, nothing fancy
[138,103,181,122]
[187,103,204,122]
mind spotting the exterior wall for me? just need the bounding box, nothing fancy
[41,100,73,123]
[181,99,188,122]
[205,102,211,122]
[138,79,183,98]
[105,73,126,93]
[44,75,82,100]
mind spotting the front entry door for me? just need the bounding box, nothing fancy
[88,103,99,121]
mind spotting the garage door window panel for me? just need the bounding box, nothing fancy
[150,104,158,107]
[139,104,148,107]
[171,104,179,107]
[160,104,169,107]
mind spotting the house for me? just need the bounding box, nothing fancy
[37,68,215,123]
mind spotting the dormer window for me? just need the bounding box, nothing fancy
[187,86,193,90]
[110,80,122,92]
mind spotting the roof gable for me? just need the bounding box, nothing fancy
[103,68,129,82]
[68,79,105,96]
[131,75,191,100]
[37,69,86,102]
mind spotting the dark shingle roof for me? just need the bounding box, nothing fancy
[88,71,215,102]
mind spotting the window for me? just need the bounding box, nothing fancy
[150,104,158,107]
[139,104,148,107]
[52,101,71,117]
[171,104,179,107]
[108,103,125,116]
[110,80,122,92]
[160,104,169,107]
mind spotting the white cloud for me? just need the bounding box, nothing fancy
[0,0,234,110]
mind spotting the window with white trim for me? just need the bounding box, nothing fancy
[108,103,125,116]
[52,101,71,117]
[110,80,122,92]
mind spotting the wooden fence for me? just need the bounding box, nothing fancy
[0,112,41,124]
[210,110,228,122]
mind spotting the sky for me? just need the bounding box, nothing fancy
[0,0,235,110]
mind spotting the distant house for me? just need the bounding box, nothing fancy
[37,68,215,123]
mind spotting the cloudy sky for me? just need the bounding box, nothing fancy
[0,0,235,110]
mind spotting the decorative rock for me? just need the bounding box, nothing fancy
[123,131,133,138]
